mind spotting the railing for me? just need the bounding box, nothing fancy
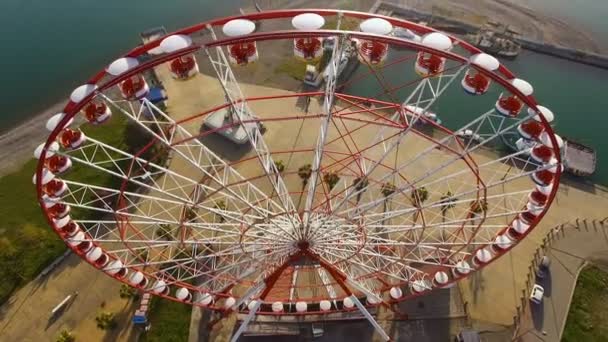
[511,217,608,339]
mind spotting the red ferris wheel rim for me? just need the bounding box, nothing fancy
[35,8,561,316]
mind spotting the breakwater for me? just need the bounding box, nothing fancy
[371,0,608,70]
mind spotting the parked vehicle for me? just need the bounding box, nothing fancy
[530,284,544,304]
[536,256,551,279]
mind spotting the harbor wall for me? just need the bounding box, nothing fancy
[514,38,608,69]
[371,0,608,70]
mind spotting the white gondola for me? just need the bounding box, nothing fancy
[59,129,86,150]
[434,271,449,286]
[223,19,258,65]
[389,287,403,299]
[271,301,284,312]
[247,300,259,311]
[461,53,499,95]
[495,78,533,116]
[473,248,493,266]
[197,293,214,306]
[453,260,472,277]
[509,218,531,238]
[342,296,355,308]
[493,234,513,250]
[34,141,59,159]
[358,18,393,65]
[46,113,74,132]
[107,57,149,100]
[319,300,332,311]
[292,13,325,60]
[161,35,199,79]
[128,271,149,288]
[295,301,308,312]
[176,287,192,302]
[415,32,452,76]
[411,279,431,293]
[224,296,236,309]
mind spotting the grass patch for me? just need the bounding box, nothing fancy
[0,110,168,304]
[562,265,608,342]
[140,297,192,342]
[274,59,312,81]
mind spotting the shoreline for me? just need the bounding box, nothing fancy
[0,99,69,176]
[0,0,605,182]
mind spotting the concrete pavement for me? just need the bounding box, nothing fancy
[0,253,137,342]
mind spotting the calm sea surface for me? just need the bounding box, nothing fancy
[0,0,606,184]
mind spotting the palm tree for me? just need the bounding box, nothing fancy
[410,187,429,223]
[297,164,312,209]
[213,200,227,223]
[352,176,369,204]
[273,160,286,174]
[323,172,340,192]
[56,330,75,342]
[298,164,312,187]
[470,199,488,225]
[380,182,396,213]
[439,191,457,223]
[155,224,175,241]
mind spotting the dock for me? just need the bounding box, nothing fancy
[371,1,608,70]
[563,138,597,177]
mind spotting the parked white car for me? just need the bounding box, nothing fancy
[530,284,545,304]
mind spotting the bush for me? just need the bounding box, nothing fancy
[95,311,116,330]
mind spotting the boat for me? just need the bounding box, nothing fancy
[468,23,521,59]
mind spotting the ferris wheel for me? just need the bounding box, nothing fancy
[34,9,562,340]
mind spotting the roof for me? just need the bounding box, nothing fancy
[146,87,168,103]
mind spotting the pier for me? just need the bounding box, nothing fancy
[371,0,608,70]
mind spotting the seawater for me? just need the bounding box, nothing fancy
[0,0,606,184]
[345,49,608,185]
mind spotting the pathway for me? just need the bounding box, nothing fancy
[0,253,137,342]
[514,219,608,341]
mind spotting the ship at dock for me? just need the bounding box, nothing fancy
[468,22,521,59]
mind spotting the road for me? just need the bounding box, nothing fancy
[515,219,608,341]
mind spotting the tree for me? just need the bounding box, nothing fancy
[323,172,340,192]
[95,312,116,330]
[273,160,285,174]
[439,191,457,223]
[380,182,396,215]
[155,224,175,241]
[119,284,138,300]
[184,207,197,222]
[213,200,227,223]
[381,182,396,198]
[297,164,313,209]
[470,199,488,226]
[297,164,312,188]
[470,199,488,216]
[410,187,429,223]
[56,330,75,342]
[352,176,369,204]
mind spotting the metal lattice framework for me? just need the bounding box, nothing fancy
[34,9,562,339]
